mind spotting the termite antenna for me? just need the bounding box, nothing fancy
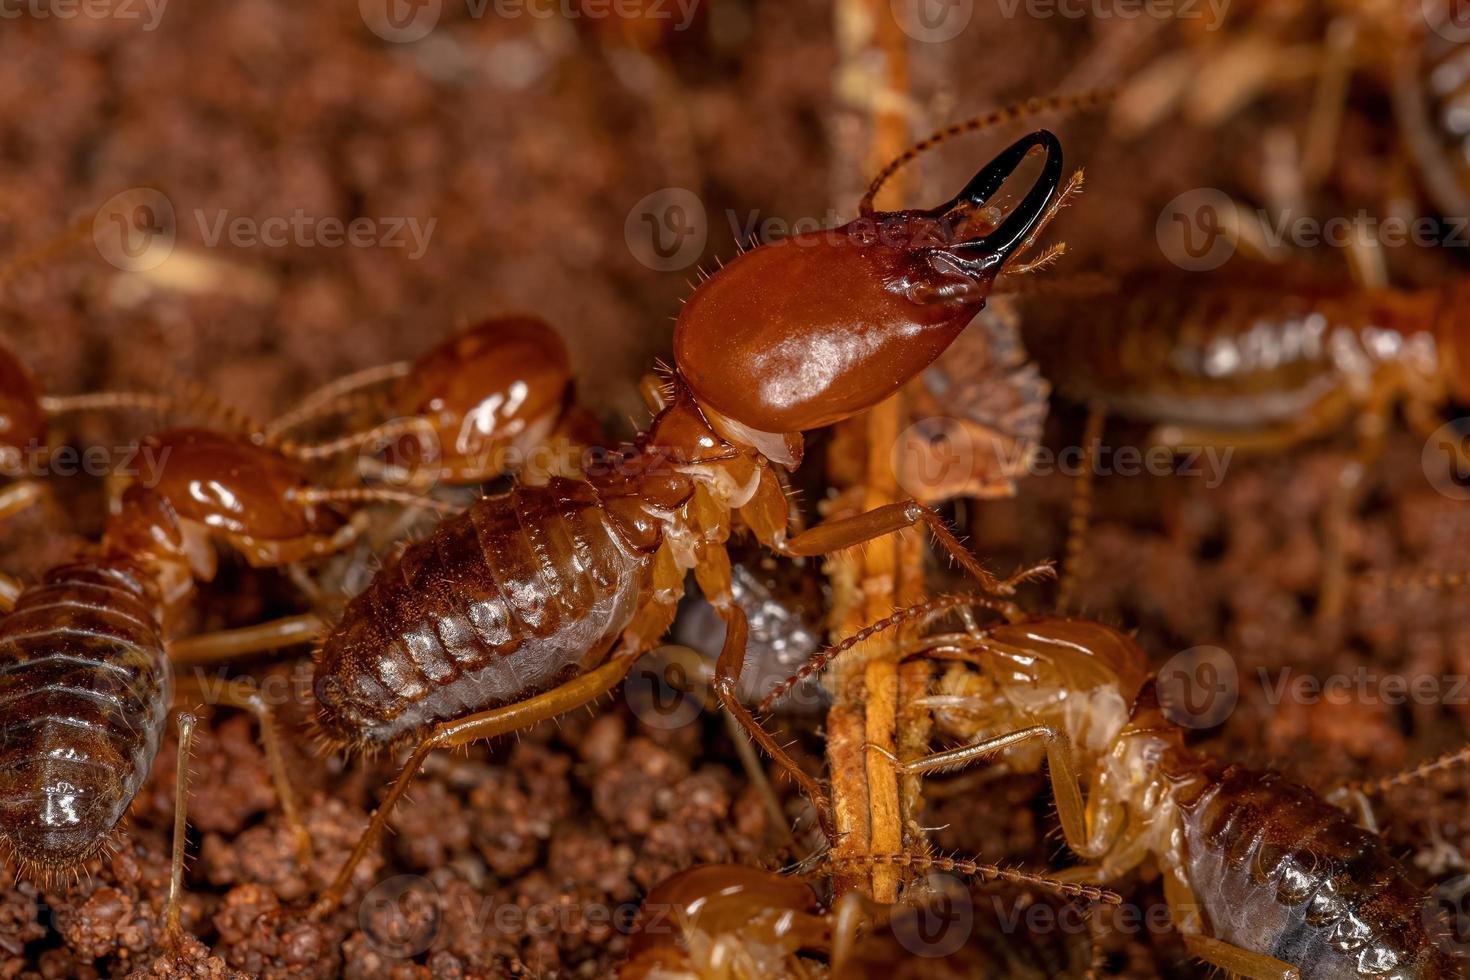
[1350,744,1470,797]
[826,851,1123,905]
[1357,569,1470,593]
[264,361,411,439]
[0,212,95,292]
[859,88,1114,217]
[757,593,1019,714]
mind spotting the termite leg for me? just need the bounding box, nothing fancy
[639,643,795,847]
[1181,933,1299,980]
[1057,401,1104,614]
[0,572,21,614]
[163,711,198,950]
[171,672,311,861]
[225,520,361,569]
[168,613,326,666]
[1149,386,1355,456]
[1300,18,1357,192]
[776,499,1053,596]
[869,725,1094,857]
[1319,390,1391,623]
[285,486,463,517]
[712,604,834,838]
[309,653,642,920]
[829,889,885,974]
[0,480,45,524]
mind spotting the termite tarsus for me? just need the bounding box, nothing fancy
[0,427,353,876]
[304,126,1079,916]
[767,608,1462,979]
[618,861,1109,979]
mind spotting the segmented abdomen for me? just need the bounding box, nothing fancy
[314,477,647,751]
[0,561,170,870]
[1023,274,1438,429]
[1181,765,1455,979]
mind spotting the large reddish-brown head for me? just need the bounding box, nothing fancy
[674,130,1063,437]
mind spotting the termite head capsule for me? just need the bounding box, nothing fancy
[673,130,1062,441]
[384,315,574,482]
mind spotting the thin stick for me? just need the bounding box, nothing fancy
[164,712,197,947]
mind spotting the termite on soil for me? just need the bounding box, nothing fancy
[263,313,600,489]
[292,112,1087,917]
[1019,259,1470,617]
[0,428,360,882]
[763,604,1466,979]
[617,860,1110,979]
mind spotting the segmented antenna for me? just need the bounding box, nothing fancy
[827,851,1123,904]
[859,88,1114,217]
[1349,745,1470,797]
[758,593,1019,713]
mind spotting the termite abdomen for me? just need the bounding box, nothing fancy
[0,561,170,871]
[1181,765,1455,979]
[313,477,646,753]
